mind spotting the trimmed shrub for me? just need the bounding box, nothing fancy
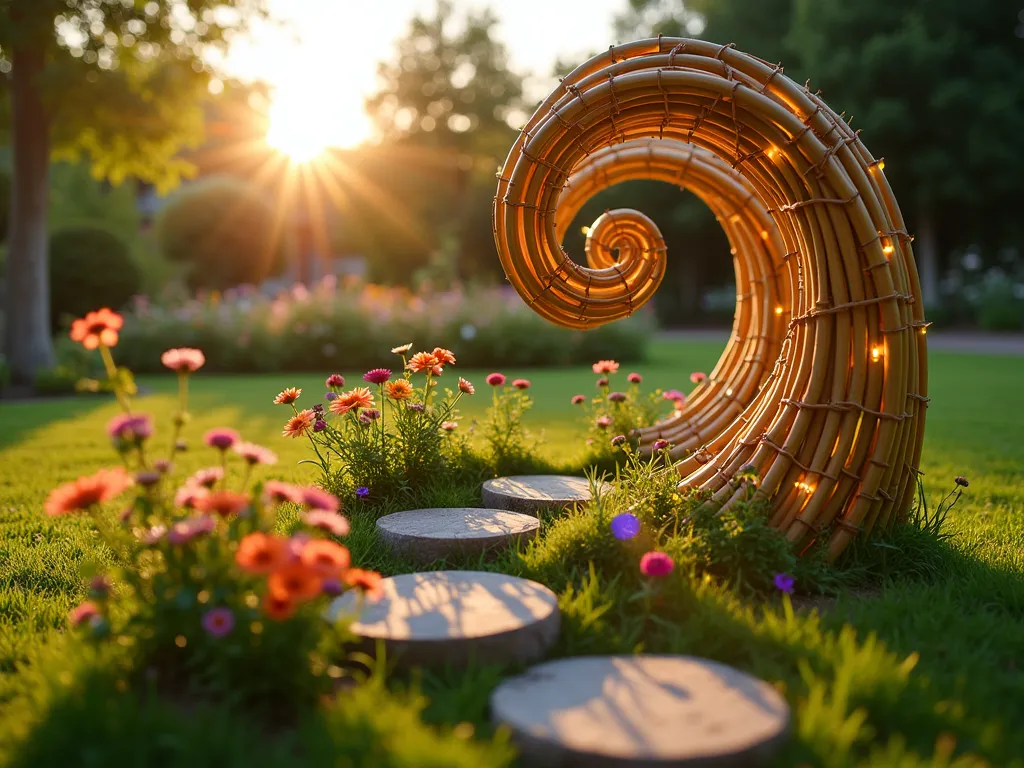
[49,226,140,332]
[155,176,289,290]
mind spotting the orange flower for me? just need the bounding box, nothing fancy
[431,347,456,365]
[263,590,296,621]
[69,308,123,350]
[330,387,375,416]
[45,467,133,516]
[236,532,289,574]
[592,360,620,375]
[197,490,249,517]
[274,387,302,405]
[282,409,316,438]
[385,379,414,401]
[268,563,322,602]
[406,351,437,373]
[300,540,351,579]
[344,568,383,598]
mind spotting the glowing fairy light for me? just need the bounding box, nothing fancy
[760,230,769,240]
[878,160,885,170]
[871,345,883,362]
[581,226,591,236]
[794,481,815,494]
[774,305,783,316]
[882,242,894,256]
[766,146,778,159]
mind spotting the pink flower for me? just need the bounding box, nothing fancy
[486,372,506,387]
[186,467,223,489]
[303,509,350,537]
[325,373,345,389]
[608,392,627,403]
[141,524,167,545]
[596,378,609,388]
[201,607,235,638]
[595,415,612,429]
[611,434,627,447]
[233,441,277,466]
[107,413,153,442]
[640,551,675,577]
[690,372,707,384]
[512,379,531,390]
[301,486,340,512]
[571,394,585,405]
[69,601,101,627]
[263,480,303,505]
[363,368,392,385]
[592,360,619,374]
[203,428,239,451]
[652,439,670,451]
[161,347,205,373]
[458,377,475,395]
[663,389,686,403]
[167,515,216,545]
[441,421,458,432]
[627,372,642,384]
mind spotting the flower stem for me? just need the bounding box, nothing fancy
[99,344,132,414]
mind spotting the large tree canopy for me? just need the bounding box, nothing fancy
[0,0,266,382]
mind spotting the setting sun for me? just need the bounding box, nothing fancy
[265,81,372,161]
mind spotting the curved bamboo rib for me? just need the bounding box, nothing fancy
[492,38,928,561]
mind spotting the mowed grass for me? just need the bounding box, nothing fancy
[0,338,1022,766]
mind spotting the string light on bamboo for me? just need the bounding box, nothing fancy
[774,305,784,316]
[794,481,815,495]
[871,345,884,363]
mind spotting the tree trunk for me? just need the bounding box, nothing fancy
[5,44,55,382]
[915,202,940,308]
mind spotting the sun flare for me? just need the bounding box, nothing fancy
[265,82,370,162]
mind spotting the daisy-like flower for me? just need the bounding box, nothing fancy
[107,413,153,445]
[69,601,101,627]
[386,379,414,400]
[406,352,437,373]
[69,308,123,350]
[595,415,612,429]
[161,347,205,373]
[363,368,392,385]
[45,468,133,517]
[608,392,627,403]
[174,484,209,510]
[263,480,303,505]
[431,364,444,376]
[773,573,795,594]
[391,343,413,355]
[300,540,351,579]
[283,409,316,438]
[204,428,239,451]
[610,434,627,447]
[345,568,383,598]
[512,379,531,390]
[186,467,224,489]
[263,591,296,621]
[268,563,322,602]
[234,441,277,466]
[300,486,340,512]
[431,347,456,365]
[571,394,585,405]
[627,372,642,384]
[458,377,475,395]
[325,373,345,389]
[273,387,302,405]
[596,378,609,388]
[197,490,249,517]
[663,389,686,403]
[330,387,375,415]
[167,515,216,545]
[486,372,506,387]
[441,421,458,432]
[592,360,619,375]
[201,607,235,638]
[303,509,350,537]
[236,532,289,574]
[639,551,675,577]
[690,372,707,384]
[652,439,670,451]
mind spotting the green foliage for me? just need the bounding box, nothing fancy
[478,377,538,475]
[0,168,9,244]
[975,280,1024,332]
[155,175,288,291]
[48,225,140,331]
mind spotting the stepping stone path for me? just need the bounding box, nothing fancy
[376,507,540,565]
[490,655,790,766]
[482,475,607,515]
[324,571,559,668]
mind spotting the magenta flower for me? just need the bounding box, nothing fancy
[263,480,303,505]
[186,467,223,489]
[301,486,340,512]
[608,392,627,403]
[326,373,345,389]
[663,389,686,403]
[595,415,612,429]
[174,485,210,510]
[153,459,172,474]
[363,368,392,385]
[69,601,101,627]
[314,419,328,432]
[107,413,153,442]
[234,441,277,466]
[407,403,425,413]
[167,515,216,545]
[652,439,670,451]
[690,372,708,384]
[627,372,642,384]
[571,394,586,405]
[774,573,795,594]
[486,373,506,387]
[201,607,235,638]
[303,509,350,537]
[512,379,531,390]
[203,428,239,451]
[639,551,675,577]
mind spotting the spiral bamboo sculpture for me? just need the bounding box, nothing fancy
[493,38,928,560]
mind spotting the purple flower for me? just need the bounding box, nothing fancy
[356,486,370,499]
[774,573,795,595]
[107,413,153,442]
[203,428,240,451]
[362,408,381,421]
[639,551,675,577]
[610,513,640,540]
[167,516,216,545]
[301,486,340,512]
[312,403,325,414]
[135,471,161,487]
[313,419,328,432]
[407,403,425,413]
[608,392,627,403]
[201,607,235,638]
[153,459,172,474]
[652,439,670,451]
[324,391,339,401]
[321,578,344,596]
[363,368,392,385]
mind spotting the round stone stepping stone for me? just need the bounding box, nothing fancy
[376,507,540,565]
[324,571,560,668]
[490,655,790,766]
[482,475,607,515]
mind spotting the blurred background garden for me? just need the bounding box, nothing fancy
[0,0,1022,392]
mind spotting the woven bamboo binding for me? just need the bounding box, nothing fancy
[493,38,928,561]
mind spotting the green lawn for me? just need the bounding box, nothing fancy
[1,339,1022,766]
